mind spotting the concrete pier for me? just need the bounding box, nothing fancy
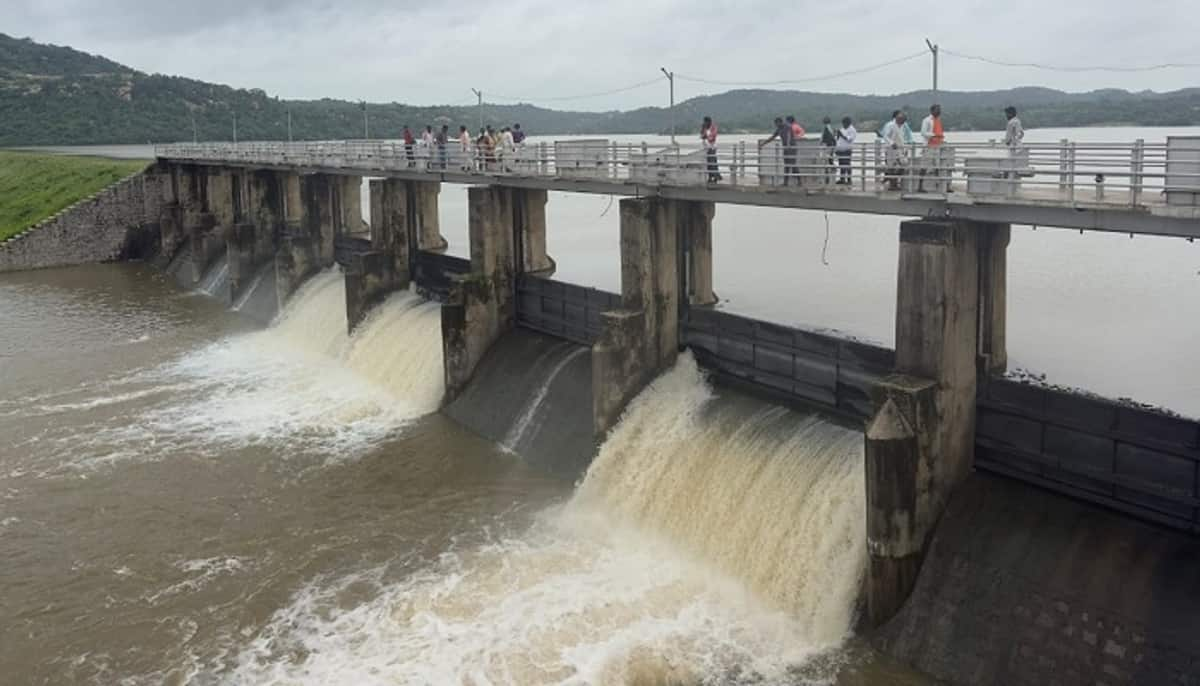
[593,197,681,435]
[977,223,1010,376]
[338,176,364,236]
[442,185,516,401]
[864,218,985,627]
[227,170,284,303]
[344,179,413,332]
[681,200,716,306]
[512,188,555,276]
[412,181,447,252]
[300,173,337,267]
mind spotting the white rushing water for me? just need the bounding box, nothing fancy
[197,256,230,298]
[225,354,866,685]
[9,268,446,473]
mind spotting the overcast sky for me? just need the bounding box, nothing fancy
[6,0,1200,110]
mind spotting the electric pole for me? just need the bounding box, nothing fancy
[471,88,483,132]
[287,109,293,143]
[190,111,197,143]
[925,39,939,96]
[361,101,369,139]
[232,111,238,145]
[660,67,676,146]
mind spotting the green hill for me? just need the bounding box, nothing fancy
[2,32,1199,146]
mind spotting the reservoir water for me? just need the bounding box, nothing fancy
[1,126,1195,683]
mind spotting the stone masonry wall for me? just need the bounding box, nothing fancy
[0,168,165,273]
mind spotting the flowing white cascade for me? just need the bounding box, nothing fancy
[501,345,587,453]
[197,256,230,297]
[226,353,866,685]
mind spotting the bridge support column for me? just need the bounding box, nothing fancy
[977,223,1009,376]
[410,181,447,252]
[345,179,413,333]
[865,218,981,628]
[512,188,555,276]
[593,197,681,436]
[441,186,516,402]
[226,170,285,304]
[680,199,716,306]
[275,234,320,305]
[300,174,337,268]
[339,176,365,236]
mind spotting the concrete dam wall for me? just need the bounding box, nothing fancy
[876,473,1200,685]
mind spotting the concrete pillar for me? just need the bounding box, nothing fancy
[977,223,1010,376]
[339,176,365,236]
[592,197,681,436]
[441,186,515,401]
[282,173,302,224]
[344,179,413,333]
[275,234,319,304]
[226,170,285,304]
[185,212,221,285]
[512,188,555,276]
[411,181,447,252]
[681,200,716,306]
[300,174,336,268]
[864,218,981,628]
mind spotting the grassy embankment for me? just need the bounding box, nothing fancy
[0,151,148,241]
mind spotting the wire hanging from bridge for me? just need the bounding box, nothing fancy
[674,51,928,87]
[940,49,1200,73]
[483,76,667,104]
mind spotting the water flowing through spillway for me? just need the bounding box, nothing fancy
[227,353,866,684]
[10,268,446,474]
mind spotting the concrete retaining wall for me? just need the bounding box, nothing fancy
[0,169,165,273]
[876,473,1200,685]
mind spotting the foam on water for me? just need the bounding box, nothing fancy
[221,354,865,685]
[9,269,446,472]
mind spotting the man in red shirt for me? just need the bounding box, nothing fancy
[402,125,415,167]
[787,116,805,139]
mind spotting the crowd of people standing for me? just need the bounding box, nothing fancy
[696,105,1024,189]
[399,122,529,171]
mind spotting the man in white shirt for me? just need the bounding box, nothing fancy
[881,110,907,190]
[1004,106,1024,148]
[834,116,856,185]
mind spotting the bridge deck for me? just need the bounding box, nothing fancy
[157,139,1200,238]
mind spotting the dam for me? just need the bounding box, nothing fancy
[0,135,1197,684]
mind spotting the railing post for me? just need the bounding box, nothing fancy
[1067,142,1077,203]
[873,139,882,189]
[1131,138,1145,207]
[860,142,867,191]
[1058,138,1070,193]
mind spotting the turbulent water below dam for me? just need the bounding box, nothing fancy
[0,263,930,684]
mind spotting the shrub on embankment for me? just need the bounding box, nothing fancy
[0,151,147,241]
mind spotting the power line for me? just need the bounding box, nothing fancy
[674,51,928,87]
[484,76,666,104]
[941,48,1200,73]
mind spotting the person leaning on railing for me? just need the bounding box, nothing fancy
[835,117,856,185]
[759,117,797,186]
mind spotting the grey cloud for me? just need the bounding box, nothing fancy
[4,0,1199,110]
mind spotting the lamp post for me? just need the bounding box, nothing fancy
[925,38,939,96]
[660,67,675,146]
[471,88,483,132]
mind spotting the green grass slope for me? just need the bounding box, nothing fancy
[0,151,147,240]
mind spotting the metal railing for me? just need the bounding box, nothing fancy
[155,137,1199,210]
